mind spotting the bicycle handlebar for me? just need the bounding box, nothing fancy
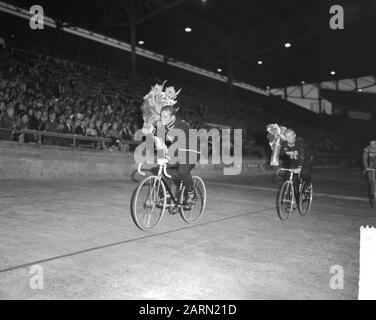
[137,163,146,176]
[163,165,171,179]
[277,168,299,174]
[137,162,171,179]
[364,168,376,174]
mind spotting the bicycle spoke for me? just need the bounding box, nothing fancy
[277,181,293,220]
[131,176,166,231]
[298,183,312,216]
[179,176,206,224]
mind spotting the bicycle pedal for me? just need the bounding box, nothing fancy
[168,208,178,215]
[183,201,195,210]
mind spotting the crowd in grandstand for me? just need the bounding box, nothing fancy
[0,46,147,150]
[0,44,208,151]
[0,40,370,156]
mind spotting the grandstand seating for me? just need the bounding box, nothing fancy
[0,41,371,155]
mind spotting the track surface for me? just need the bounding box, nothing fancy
[0,167,375,299]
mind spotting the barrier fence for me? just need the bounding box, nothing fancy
[0,127,361,164]
[0,127,140,150]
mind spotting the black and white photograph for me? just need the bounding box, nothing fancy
[0,0,376,303]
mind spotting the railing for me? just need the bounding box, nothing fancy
[0,127,140,150]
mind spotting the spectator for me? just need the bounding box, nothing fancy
[62,117,74,134]
[108,121,120,151]
[44,111,59,144]
[120,121,133,152]
[74,118,86,136]
[86,122,97,137]
[40,110,48,130]
[0,106,15,140]
[0,101,5,118]
[29,109,43,130]
[101,122,109,138]
[94,119,102,137]
[44,111,59,132]
[14,113,30,143]
[120,121,133,141]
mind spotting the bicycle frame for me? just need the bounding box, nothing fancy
[276,168,303,203]
[138,162,184,206]
[277,168,295,181]
[364,168,376,195]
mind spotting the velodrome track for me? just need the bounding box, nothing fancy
[0,167,375,299]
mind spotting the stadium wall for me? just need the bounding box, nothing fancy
[0,141,359,181]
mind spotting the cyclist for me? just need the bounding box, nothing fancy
[155,105,200,208]
[278,129,313,203]
[363,140,376,196]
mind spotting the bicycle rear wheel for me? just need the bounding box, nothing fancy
[277,181,294,221]
[298,182,313,216]
[369,178,375,208]
[179,176,206,224]
[131,176,166,230]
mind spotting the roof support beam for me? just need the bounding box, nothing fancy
[135,0,188,25]
[0,1,268,96]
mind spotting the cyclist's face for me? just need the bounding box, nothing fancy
[286,132,296,144]
[161,110,175,126]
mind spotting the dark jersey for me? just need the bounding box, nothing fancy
[280,137,306,168]
[165,118,190,146]
[163,118,199,164]
[364,145,376,168]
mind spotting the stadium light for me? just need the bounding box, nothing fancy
[138,40,144,45]
[284,42,291,48]
[185,27,192,32]
[0,1,268,96]
[217,68,222,72]
[301,81,305,85]
[330,71,336,75]
[257,60,263,65]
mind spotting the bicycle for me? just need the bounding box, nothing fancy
[131,162,207,231]
[364,168,376,208]
[276,168,313,221]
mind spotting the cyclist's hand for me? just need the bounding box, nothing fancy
[157,157,169,166]
[142,124,155,135]
[154,136,167,152]
[293,167,302,174]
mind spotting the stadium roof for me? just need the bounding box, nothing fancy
[7,0,376,89]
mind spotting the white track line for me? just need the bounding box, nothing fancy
[207,181,368,202]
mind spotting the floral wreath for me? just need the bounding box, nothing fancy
[141,81,182,128]
[266,123,288,141]
[143,81,181,114]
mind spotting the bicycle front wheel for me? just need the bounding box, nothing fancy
[131,175,166,231]
[298,182,313,216]
[277,181,294,221]
[179,176,207,224]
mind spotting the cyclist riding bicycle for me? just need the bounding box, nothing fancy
[278,129,314,202]
[363,139,376,187]
[154,105,200,207]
